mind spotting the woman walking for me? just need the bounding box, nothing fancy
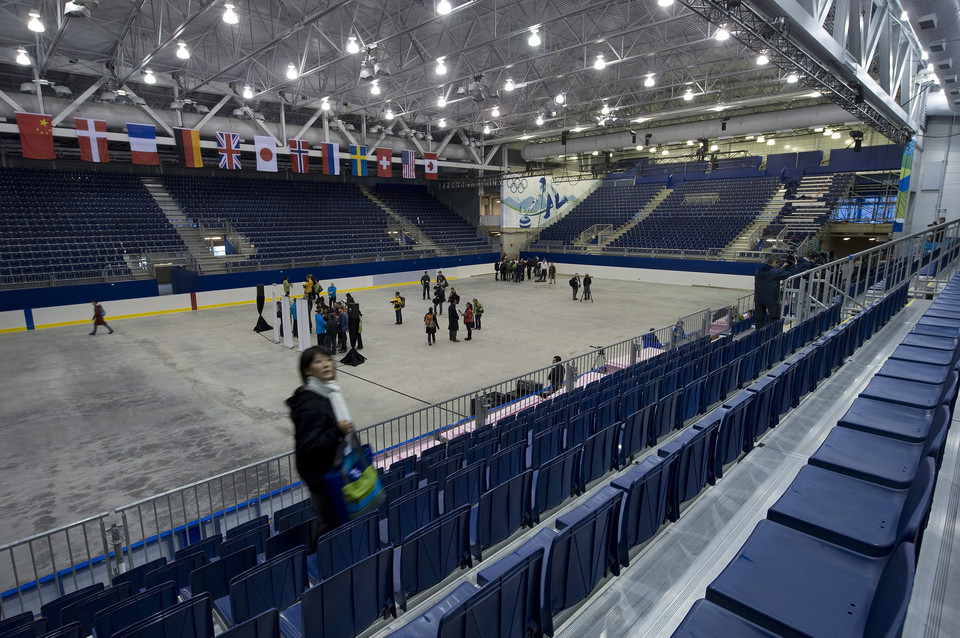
[463,302,475,341]
[286,346,354,538]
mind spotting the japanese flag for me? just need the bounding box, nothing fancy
[254,135,278,172]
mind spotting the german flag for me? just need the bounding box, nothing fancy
[174,127,203,167]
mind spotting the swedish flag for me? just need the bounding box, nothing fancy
[349,145,368,176]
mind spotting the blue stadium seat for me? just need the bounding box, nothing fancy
[650,389,682,445]
[397,505,472,609]
[0,619,52,638]
[219,526,270,562]
[315,511,380,582]
[276,506,316,534]
[0,612,37,637]
[426,456,464,489]
[712,396,752,480]
[619,405,654,465]
[219,516,271,540]
[93,582,179,638]
[186,546,258,603]
[837,399,944,444]
[219,609,279,638]
[530,427,564,469]
[265,519,315,562]
[875,358,951,386]
[278,549,394,638]
[658,425,712,511]
[59,583,132,636]
[705,521,915,638]
[112,594,214,638]
[40,584,105,630]
[112,559,166,594]
[226,547,308,627]
[532,447,582,523]
[388,483,440,546]
[145,552,204,590]
[384,583,478,638]
[488,443,526,490]
[610,456,672,567]
[767,459,935,557]
[671,599,780,638]
[476,470,533,550]
[580,424,620,487]
[858,375,953,410]
[443,461,487,514]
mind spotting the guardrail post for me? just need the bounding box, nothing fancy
[475,394,487,429]
[564,363,576,394]
[629,340,640,367]
[109,523,125,575]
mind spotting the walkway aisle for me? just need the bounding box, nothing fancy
[556,300,931,638]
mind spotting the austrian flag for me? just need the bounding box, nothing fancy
[74,118,110,163]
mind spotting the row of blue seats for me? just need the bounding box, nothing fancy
[675,278,957,637]
[1,302,843,638]
[386,284,911,638]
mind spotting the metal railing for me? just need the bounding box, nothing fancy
[0,513,112,619]
[780,220,960,327]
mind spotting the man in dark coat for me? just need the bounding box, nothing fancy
[754,255,796,330]
[447,301,460,342]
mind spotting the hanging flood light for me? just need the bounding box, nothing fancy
[16,48,30,65]
[504,78,515,91]
[27,11,44,33]
[715,25,730,41]
[243,85,253,99]
[437,0,452,15]
[483,124,490,134]
[644,74,655,87]
[143,68,156,83]
[286,63,298,80]
[601,102,610,115]
[756,52,769,65]
[491,105,500,117]
[384,107,394,120]
[594,54,606,70]
[437,95,446,107]
[176,41,190,59]
[222,3,239,24]
[435,57,447,75]
[370,80,381,95]
[346,36,360,54]
[683,88,693,101]
[535,115,544,125]
[321,98,331,111]
[528,27,541,47]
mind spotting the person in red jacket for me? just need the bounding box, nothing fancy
[463,302,475,341]
[89,300,114,335]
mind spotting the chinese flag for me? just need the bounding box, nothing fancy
[16,112,55,160]
[376,147,392,177]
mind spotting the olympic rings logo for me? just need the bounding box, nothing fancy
[507,179,528,193]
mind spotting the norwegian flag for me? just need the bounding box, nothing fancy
[217,131,242,170]
[401,149,416,179]
[74,118,110,163]
[289,139,309,173]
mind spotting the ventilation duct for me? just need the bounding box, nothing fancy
[901,0,960,113]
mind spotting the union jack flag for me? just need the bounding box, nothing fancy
[217,131,242,170]
[402,149,416,179]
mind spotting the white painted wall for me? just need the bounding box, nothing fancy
[545,262,753,290]
[908,115,959,235]
[0,310,25,332]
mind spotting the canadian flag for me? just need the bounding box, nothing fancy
[74,118,110,163]
[254,135,277,172]
[423,152,438,180]
[376,148,392,178]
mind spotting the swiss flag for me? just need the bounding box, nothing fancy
[423,152,438,180]
[15,112,55,160]
[75,118,110,162]
[376,147,392,177]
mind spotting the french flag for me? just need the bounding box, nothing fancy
[126,123,159,165]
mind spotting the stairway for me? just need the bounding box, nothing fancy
[599,186,672,248]
[720,186,786,258]
[141,177,253,274]
[359,187,444,256]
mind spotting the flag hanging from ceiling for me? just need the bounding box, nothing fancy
[217,131,242,170]
[423,152,438,180]
[254,136,277,172]
[321,142,340,175]
[74,118,110,163]
[174,127,203,168]
[376,148,392,178]
[289,139,309,174]
[401,149,416,179]
[126,123,159,165]
[15,112,55,160]
[349,145,368,176]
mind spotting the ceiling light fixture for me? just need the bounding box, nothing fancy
[504,78,515,91]
[683,88,693,101]
[786,72,799,83]
[648,146,657,153]
[591,150,599,156]
[222,3,239,24]
[710,144,719,151]
[594,54,606,70]
[745,135,755,140]
[662,149,670,155]
[555,93,565,104]
[286,63,298,80]
[756,135,765,142]
[535,115,544,125]
[437,0,452,15]
[601,102,610,115]
[27,11,44,33]
[437,96,446,107]
[176,41,190,59]
[384,107,394,120]
[715,26,730,41]
[657,0,674,6]
[370,80,381,95]
[528,27,541,47]
[644,74,655,87]
[686,140,695,146]
[921,50,929,60]
[756,53,769,65]
[635,145,643,151]
[143,68,156,84]
[807,91,822,98]
[823,128,833,136]
[16,48,30,66]
[831,132,841,139]
[483,124,490,134]
[321,98,331,111]
[435,57,447,75]
[438,118,446,128]
[767,139,776,145]
[346,36,360,54]
[242,85,253,99]
[491,106,500,117]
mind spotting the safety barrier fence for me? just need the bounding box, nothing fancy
[780,219,960,328]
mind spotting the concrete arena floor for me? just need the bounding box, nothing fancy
[0,274,747,545]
